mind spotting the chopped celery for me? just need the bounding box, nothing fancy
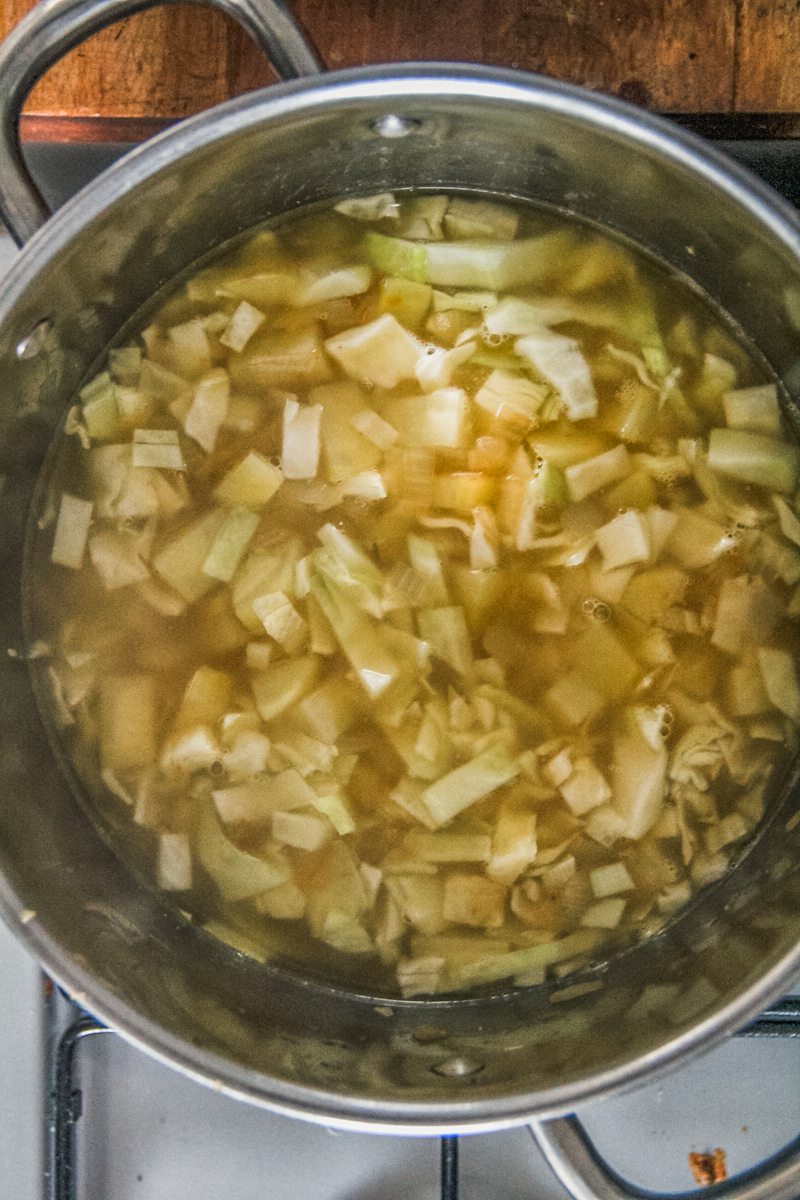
[362,231,428,282]
[196,802,290,901]
[213,451,284,509]
[51,494,93,570]
[417,606,474,677]
[281,399,322,480]
[723,384,781,436]
[201,506,260,583]
[421,743,520,826]
[325,313,425,389]
[250,656,321,722]
[515,330,598,421]
[707,428,799,494]
[382,387,471,448]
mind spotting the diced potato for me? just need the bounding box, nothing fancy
[153,509,226,603]
[100,675,156,771]
[272,808,333,851]
[442,873,506,928]
[213,451,284,509]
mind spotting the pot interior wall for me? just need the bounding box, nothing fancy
[1,70,800,1128]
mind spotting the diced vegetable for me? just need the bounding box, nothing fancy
[51,494,93,570]
[707,428,799,493]
[325,314,425,389]
[422,744,520,826]
[250,655,321,722]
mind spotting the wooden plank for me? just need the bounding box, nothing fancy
[736,0,800,111]
[0,0,793,122]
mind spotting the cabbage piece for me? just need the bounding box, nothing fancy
[711,575,781,656]
[315,522,386,617]
[196,803,290,901]
[564,444,630,501]
[250,656,321,723]
[281,399,322,480]
[272,808,334,851]
[723,383,782,436]
[213,770,317,825]
[293,264,372,306]
[183,370,229,453]
[595,509,651,570]
[611,711,667,839]
[201,507,260,583]
[382,387,471,448]
[229,325,333,390]
[473,368,548,421]
[417,606,474,678]
[325,313,425,388]
[707,428,799,494]
[515,330,598,421]
[421,743,520,826]
[219,300,265,352]
[486,806,538,885]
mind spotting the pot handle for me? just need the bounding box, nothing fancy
[530,1114,800,1200]
[0,0,323,246]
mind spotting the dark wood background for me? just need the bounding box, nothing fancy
[2,0,799,138]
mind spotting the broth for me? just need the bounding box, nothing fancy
[28,194,800,998]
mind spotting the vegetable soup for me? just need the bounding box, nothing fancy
[29,194,800,997]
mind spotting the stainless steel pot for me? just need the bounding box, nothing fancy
[2,0,800,1190]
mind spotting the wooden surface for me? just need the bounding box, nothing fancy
[2,0,799,131]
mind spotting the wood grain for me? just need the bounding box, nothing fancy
[1,0,798,125]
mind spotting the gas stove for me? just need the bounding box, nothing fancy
[2,133,800,1200]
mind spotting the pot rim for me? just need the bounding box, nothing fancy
[2,61,800,1131]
